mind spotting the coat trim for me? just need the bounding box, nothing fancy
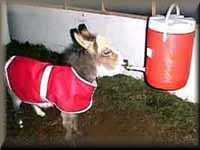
[5,56,16,91]
[71,67,97,87]
[39,65,53,102]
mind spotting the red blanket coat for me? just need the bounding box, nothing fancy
[5,56,97,113]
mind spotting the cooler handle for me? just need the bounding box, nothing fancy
[163,3,181,42]
[165,3,180,24]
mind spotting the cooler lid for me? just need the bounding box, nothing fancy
[149,4,196,34]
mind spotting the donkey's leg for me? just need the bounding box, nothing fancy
[72,116,82,136]
[61,112,78,141]
[32,105,46,117]
[10,93,23,128]
[11,95,22,111]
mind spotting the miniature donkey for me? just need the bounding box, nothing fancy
[5,24,124,140]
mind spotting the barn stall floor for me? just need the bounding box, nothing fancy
[3,75,198,148]
[2,41,199,148]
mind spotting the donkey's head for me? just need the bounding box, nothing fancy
[70,24,124,79]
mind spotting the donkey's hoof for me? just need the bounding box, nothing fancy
[19,124,24,128]
[65,132,78,141]
[18,119,24,128]
[75,130,83,137]
[65,134,78,147]
[36,110,46,117]
[65,133,73,141]
[33,106,46,117]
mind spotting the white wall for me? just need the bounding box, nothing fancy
[7,4,198,103]
[8,4,147,79]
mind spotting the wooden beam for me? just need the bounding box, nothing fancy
[68,6,147,20]
[101,0,106,12]
[151,0,157,16]
[0,0,6,147]
[64,0,70,9]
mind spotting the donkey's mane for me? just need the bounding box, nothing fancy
[6,40,97,82]
[60,45,97,82]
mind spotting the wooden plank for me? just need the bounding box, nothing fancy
[151,0,157,16]
[101,0,106,12]
[7,0,147,20]
[7,0,64,9]
[0,0,6,147]
[67,6,147,20]
[64,0,70,9]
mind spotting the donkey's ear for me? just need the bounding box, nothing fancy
[77,24,96,41]
[70,26,95,50]
[78,24,88,32]
[70,28,79,44]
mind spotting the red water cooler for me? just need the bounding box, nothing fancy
[145,4,196,90]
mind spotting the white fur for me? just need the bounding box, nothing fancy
[32,105,46,117]
[96,49,124,78]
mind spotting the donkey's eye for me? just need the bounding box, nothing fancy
[102,48,112,56]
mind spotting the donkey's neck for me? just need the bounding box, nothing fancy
[60,48,97,83]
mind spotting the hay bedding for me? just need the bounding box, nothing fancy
[3,40,198,147]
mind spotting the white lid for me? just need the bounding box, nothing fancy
[149,4,196,34]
